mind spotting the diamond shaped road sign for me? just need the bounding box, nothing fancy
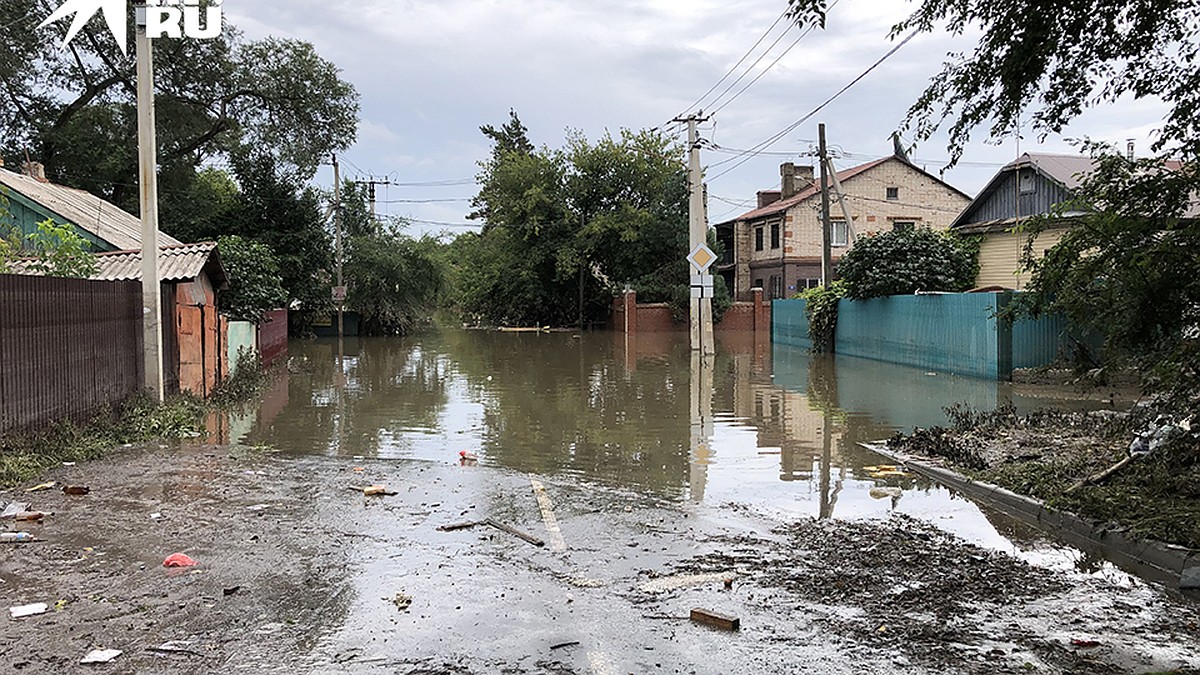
[687,243,717,273]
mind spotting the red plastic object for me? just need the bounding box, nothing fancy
[163,553,197,568]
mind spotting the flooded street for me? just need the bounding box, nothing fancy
[3,329,1198,673]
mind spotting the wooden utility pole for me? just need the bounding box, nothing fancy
[353,178,393,223]
[818,123,833,289]
[333,155,344,342]
[676,113,715,355]
[135,3,163,401]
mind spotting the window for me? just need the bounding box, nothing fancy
[893,220,916,232]
[805,278,821,290]
[831,220,849,247]
[753,278,764,291]
[754,227,764,251]
[886,186,899,201]
[769,275,783,299]
[770,221,780,249]
[1019,170,1036,194]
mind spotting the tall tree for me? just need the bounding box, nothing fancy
[0,0,358,212]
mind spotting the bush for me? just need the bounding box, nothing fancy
[800,281,845,353]
[837,228,976,299]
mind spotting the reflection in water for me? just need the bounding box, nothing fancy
[228,329,1118,525]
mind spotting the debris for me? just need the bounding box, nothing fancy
[163,553,197,568]
[24,482,56,492]
[9,603,48,618]
[62,485,90,496]
[437,520,482,532]
[348,485,397,496]
[870,470,910,478]
[1,502,31,519]
[245,504,270,512]
[150,513,163,520]
[689,608,740,631]
[483,518,544,547]
[1183,565,1200,590]
[352,467,365,473]
[0,532,36,543]
[12,511,46,522]
[222,586,241,596]
[391,593,412,611]
[550,640,581,650]
[637,571,738,593]
[147,641,204,657]
[724,578,734,590]
[62,462,76,467]
[1070,639,1101,648]
[81,649,122,664]
[757,450,782,455]
[459,450,478,465]
[869,487,903,500]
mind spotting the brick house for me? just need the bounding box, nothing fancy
[714,151,971,300]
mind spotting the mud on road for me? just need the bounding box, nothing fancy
[2,443,1199,674]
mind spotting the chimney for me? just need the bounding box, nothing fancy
[781,162,796,199]
[20,161,46,182]
[794,164,814,184]
[757,190,782,208]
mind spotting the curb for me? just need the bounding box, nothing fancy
[860,442,1200,591]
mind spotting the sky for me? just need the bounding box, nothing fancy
[217,0,1171,237]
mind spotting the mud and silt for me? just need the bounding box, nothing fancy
[2,445,1199,674]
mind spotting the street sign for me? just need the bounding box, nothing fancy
[687,243,718,273]
[332,285,347,301]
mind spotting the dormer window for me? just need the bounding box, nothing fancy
[1019,169,1036,194]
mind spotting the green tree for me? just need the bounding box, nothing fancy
[835,228,976,300]
[1,0,358,211]
[21,219,99,278]
[217,235,288,323]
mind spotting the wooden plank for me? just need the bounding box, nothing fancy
[689,608,740,631]
[483,518,545,547]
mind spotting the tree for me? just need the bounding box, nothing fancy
[217,235,287,323]
[835,228,976,300]
[787,0,1200,164]
[456,114,700,327]
[1,0,358,212]
[21,219,99,278]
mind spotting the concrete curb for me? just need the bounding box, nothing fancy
[860,442,1200,591]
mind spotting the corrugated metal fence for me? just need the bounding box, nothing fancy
[0,275,148,434]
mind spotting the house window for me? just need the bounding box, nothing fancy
[831,220,849,247]
[1019,170,1036,194]
[886,186,899,201]
[893,220,916,232]
[770,221,780,249]
[769,275,783,300]
[803,278,821,290]
[754,227,764,251]
[753,278,764,291]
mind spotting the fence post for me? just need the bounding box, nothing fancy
[623,289,638,334]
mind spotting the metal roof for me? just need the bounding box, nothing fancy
[8,242,228,288]
[0,168,183,250]
[1008,153,1096,190]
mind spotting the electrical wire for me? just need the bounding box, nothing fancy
[707,30,920,181]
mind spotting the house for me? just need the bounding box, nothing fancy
[949,153,1097,289]
[0,162,183,251]
[715,150,971,300]
[10,242,231,397]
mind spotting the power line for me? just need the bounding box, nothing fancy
[708,30,920,182]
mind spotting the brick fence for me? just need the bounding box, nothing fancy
[609,288,771,334]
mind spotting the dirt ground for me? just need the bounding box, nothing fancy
[2,442,1199,674]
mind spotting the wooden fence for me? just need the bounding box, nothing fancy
[0,274,166,434]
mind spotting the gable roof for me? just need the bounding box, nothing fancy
[951,153,1096,229]
[0,167,183,250]
[8,242,228,288]
[720,155,970,224]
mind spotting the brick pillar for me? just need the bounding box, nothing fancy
[623,289,638,334]
[752,288,767,334]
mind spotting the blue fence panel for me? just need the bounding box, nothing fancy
[1011,313,1069,370]
[835,294,1004,379]
[771,299,811,350]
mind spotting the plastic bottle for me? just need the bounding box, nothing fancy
[0,532,36,543]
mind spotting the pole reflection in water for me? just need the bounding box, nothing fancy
[689,350,715,502]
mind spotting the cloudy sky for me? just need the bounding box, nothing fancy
[220,0,1170,236]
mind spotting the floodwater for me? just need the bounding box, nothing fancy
[219,328,1128,569]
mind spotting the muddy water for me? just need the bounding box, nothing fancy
[218,329,1125,563]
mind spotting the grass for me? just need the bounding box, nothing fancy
[0,351,275,489]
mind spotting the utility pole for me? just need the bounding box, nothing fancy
[353,178,393,223]
[135,2,163,402]
[332,155,344,343]
[675,113,715,355]
[818,123,833,289]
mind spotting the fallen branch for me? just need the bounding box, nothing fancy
[1067,455,1135,494]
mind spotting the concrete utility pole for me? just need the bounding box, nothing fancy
[676,113,715,355]
[353,178,393,223]
[332,155,344,343]
[135,3,164,402]
[818,123,833,289]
